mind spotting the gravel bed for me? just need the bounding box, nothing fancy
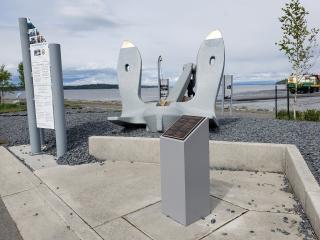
[0,110,319,184]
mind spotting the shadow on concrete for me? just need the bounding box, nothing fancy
[210,178,233,209]
[0,197,22,240]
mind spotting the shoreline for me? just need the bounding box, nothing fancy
[0,97,315,119]
[2,85,320,116]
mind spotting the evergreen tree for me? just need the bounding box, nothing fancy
[17,62,25,89]
[0,65,13,103]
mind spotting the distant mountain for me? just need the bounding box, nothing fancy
[64,84,118,89]
[276,79,288,85]
[233,80,277,86]
[63,84,158,90]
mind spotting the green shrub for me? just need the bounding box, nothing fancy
[277,109,320,122]
[0,102,26,113]
[304,109,320,121]
[277,110,290,120]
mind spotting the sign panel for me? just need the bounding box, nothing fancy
[27,18,54,129]
[160,78,169,100]
[223,75,233,99]
[162,115,205,141]
[30,42,54,129]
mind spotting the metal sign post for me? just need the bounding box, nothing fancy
[49,44,67,157]
[230,75,233,115]
[287,85,290,119]
[158,56,163,101]
[221,76,225,115]
[275,84,278,118]
[221,75,234,115]
[18,18,41,154]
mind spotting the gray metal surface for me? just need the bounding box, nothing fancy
[49,44,67,158]
[160,117,210,225]
[18,18,41,154]
[108,30,225,132]
[167,63,194,102]
[116,41,146,124]
[177,31,225,120]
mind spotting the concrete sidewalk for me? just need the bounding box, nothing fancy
[1,146,317,240]
[0,197,23,240]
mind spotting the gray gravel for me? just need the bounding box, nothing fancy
[0,110,319,184]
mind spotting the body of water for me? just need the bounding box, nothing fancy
[7,83,281,102]
[7,83,319,112]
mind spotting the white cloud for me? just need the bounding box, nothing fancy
[1,0,319,85]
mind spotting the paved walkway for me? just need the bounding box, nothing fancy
[0,197,23,240]
[0,146,317,240]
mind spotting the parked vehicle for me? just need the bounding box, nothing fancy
[287,74,320,93]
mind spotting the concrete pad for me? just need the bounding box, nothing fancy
[203,211,316,240]
[1,147,102,239]
[210,170,297,213]
[2,186,81,240]
[35,161,161,227]
[0,147,41,197]
[34,184,103,240]
[124,197,247,240]
[9,145,58,171]
[95,218,151,240]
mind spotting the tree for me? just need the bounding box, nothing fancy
[276,0,319,119]
[0,65,13,104]
[17,62,25,89]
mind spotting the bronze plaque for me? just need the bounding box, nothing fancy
[162,115,205,141]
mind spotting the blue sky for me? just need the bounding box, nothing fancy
[1,0,320,85]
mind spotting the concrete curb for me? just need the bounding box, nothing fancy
[285,145,320,238]
[89,137,287,172]
[88,136,320,238]
[210,141,286,172]
[305,191,320,238]
[89,136,160,164]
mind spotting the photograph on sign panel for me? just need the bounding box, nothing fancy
[33,49,41,56]
[27,23,46,45]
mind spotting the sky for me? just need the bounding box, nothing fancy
[1,0,320,85]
